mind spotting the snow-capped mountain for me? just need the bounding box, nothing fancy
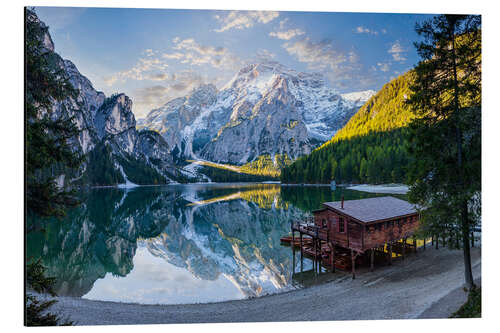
[341,90,377,105]
[139,61,374,165]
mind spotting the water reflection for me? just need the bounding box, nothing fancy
[26,184,384,304]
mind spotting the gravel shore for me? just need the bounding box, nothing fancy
[47,245,481,325]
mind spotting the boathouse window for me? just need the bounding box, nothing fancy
[339,217,345,233]
[322,219,327,228]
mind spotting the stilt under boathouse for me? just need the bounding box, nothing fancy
[287,196,421,279]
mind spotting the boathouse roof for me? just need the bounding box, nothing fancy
[322,196,417,223]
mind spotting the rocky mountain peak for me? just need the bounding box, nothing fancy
[94,93,136,139]
[187,83,218,107]
[26,9,55,53]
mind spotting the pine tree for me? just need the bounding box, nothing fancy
[406,15,481,289]
[25,8,83,326]
[25,8,83,220]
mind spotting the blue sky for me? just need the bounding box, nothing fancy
[35,7,434,118]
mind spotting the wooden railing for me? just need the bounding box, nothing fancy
[292,220,330,241]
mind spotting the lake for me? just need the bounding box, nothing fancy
[26,183,390,305]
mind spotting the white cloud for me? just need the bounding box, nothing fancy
[283,38,347,71]
[388,41,407,61]
[354,26,378,35]
[165,38,242,70]
[283,38,368,88]
[162,52,184,60]
[252,49,276,63]
[279,18,289,30]
[132,71,214,118]
[377,62,391,72]
[269,28,305,40]
[103,55,170,86]
[106,37,242,88]
[214,10,279,32]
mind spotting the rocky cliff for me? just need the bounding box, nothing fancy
[27,10,195,186]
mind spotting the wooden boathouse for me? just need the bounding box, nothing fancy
[288,196,420,279]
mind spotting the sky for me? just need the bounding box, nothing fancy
[35,7,435,119]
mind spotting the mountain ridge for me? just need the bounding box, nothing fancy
[139,60,375,166]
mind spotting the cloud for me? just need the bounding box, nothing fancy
[132,71,212,118]
[103,55,170,86]
[163,38,242,70]
[253,49,276,62]
[105,37,242,88]
[283,38,348,71]
[377,62,391,72]
[279,18,289,30]
[162,52,184,60]
[354,26,378,35]
[283,38,368,88]
[214,11,279,32]
[269,28,305,40]
[388,41,407,61]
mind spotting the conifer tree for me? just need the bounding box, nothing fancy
[25,8,83,220]
[25,7,83,326]
[407,15,481,289]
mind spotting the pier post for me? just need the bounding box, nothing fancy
[423,237,426,251]
[370,248,374,272]
[299,232,303,272]
[351,250,356,279]
[388,242,393,265]
[471,232,475,248]
[402,238,406,262]
[300,232,303,257]
[313,236,317,271]
[330,243,335,273]
[435,235,439,249]
[332,243,335,273]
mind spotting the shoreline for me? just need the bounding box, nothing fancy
[46,245,481,325]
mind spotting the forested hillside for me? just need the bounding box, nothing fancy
[281,71,416,184]
[327,70,415,143]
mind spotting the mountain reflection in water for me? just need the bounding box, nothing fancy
[26,184,384,304]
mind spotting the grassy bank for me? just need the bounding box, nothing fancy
[451,287,481,318]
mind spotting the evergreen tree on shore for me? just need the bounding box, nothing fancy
[407,15,481,289]
[25,8,82,220]
[25,8,81,326]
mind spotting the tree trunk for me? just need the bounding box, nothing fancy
[461,200,474,289]
[450,23,474,289]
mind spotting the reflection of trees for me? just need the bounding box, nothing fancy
[280,186,389,212]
